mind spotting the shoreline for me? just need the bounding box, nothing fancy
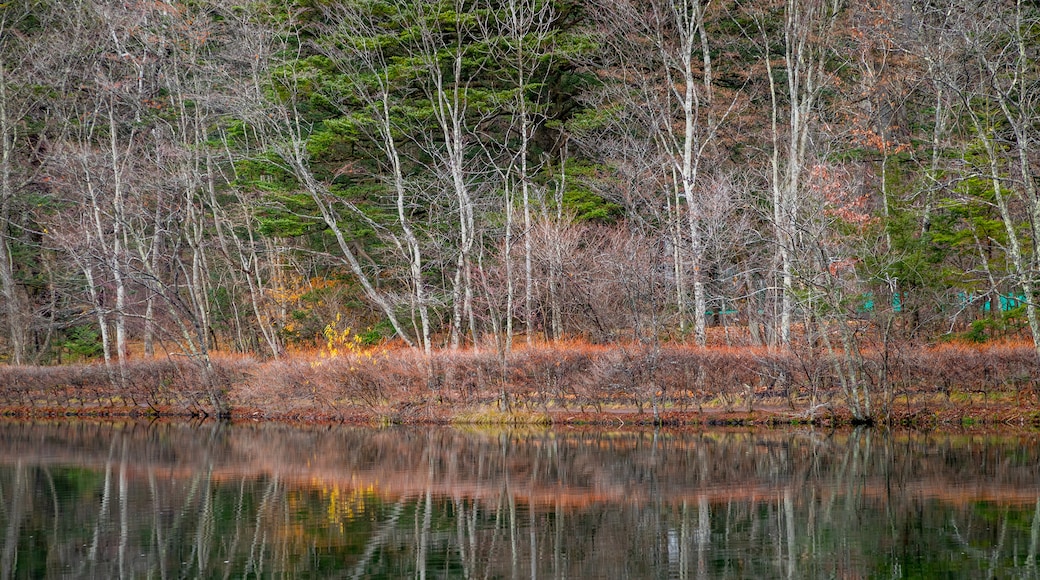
[1,398,1037,429]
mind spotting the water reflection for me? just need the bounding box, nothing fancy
[0,422,1038,578]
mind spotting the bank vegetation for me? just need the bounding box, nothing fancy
[1,338,1037,426]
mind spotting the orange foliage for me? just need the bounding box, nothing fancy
[808,163,875,227]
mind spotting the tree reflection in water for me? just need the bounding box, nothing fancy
[0,422,1038,578]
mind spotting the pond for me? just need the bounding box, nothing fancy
[0,421,1038,579]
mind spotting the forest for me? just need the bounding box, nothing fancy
[2,0,1040,422]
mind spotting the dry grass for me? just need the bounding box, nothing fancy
[0,339,1037,424]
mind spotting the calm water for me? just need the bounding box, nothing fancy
[0,422,1038,579]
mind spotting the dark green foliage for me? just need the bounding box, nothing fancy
[60,326,103,361]
[559,160,622,222]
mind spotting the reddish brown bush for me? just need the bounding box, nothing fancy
[0,341,1037,421]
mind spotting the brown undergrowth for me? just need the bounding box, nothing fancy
[0,341,1038,427]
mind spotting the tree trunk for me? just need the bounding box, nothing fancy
[0,60,28,364]
[106,106,128,384]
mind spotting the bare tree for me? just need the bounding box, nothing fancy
[490,0,558,348]
[409,0,495,349]
[36,0,136,379]
[587,0,738,346]
[751,0,846,347]
[0,2,39,364]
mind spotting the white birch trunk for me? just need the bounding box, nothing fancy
[678,9,708,347]
[378,94,431,356]
[107,107,128,376]
[432,50,476,349]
